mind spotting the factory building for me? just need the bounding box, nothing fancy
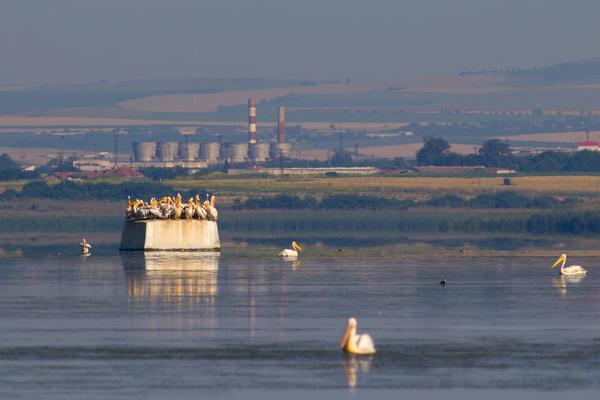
[224,142,248,163]
[200,142,221,164]
[179,142,200,161]
[132,142,157,162]
[129,141,207,169]
[72,98,294,174]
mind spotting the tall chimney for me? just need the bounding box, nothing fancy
[277,106,286,144]
[248,99,257,144]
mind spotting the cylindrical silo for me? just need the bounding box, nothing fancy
[200,142,221,164]
[132,141,157,162]
[227,143,248,163]
[254,143,270,162]
[157,142,179,162]
[179,142,200,161]
[270,143,292,159]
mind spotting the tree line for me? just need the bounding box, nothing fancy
[233,192,574,210]
[416,137,600,172]
[0,154,40,180]
[0,181,207,201]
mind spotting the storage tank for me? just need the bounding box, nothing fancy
[179,142,200,161]
[270,143,292,159]
[132,142,157,162]
[200,142,221,164]
[226,143,248,163]
[254,143,270,162]
[157,142,179,162]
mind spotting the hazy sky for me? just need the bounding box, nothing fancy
[1,0,599,85]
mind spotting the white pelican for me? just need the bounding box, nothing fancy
[551,253,588,276]
[80,238,92,256]
[204,195,218,221]
[194,195,207,219]
[339,318,376,355]
[148,207,163,219]
[174,203,182,220]
[134,204,148,219]
[279,241,302,258]
[184,199,195,219]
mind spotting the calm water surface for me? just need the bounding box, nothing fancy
[1,251,600,399]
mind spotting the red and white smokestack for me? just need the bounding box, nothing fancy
[277,106,285,144]
[248,99,257,144]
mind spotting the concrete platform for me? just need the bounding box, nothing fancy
[119,219,220,251]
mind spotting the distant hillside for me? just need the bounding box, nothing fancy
[32,77,319,92]
[0,78,321,115]
[511,59,600,81]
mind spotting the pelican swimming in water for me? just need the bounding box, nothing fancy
[551,253,588,276]
[339,318,376,355]
[80,238,92,256]
[279,241,302,258]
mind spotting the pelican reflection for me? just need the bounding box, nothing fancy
[553,274,585,295]
[342,356,372,389]
[122,252,220,307]
[282,258,301,269]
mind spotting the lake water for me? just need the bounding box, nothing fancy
[1,250,600,399]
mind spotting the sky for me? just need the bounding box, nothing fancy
[1,0,600,85]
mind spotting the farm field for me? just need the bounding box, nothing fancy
[119,82,385,113]
[499,131,600,143]
[361,142,479,158]
[167,174,600,198]
[4,174,600,199]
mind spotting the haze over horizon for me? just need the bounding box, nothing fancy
[1,0,600,85]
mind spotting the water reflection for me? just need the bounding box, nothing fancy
[282,258,301,269]
[121,252,220,307]
[342,356,372,390]
[553,274,585,295]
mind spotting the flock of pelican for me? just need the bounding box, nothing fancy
[275,246,590,355]
[82,206,589,357]
[277,241,375,355]
[126,193,218,221]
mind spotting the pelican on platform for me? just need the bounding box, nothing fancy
[551,253,588,276]
[202,195,218,221]
[339,318,376,355]
[279,241,303,258]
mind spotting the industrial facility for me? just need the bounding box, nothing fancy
[128,99,293,168]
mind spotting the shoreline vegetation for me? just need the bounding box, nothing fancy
[1,205,600,235]
[0,176,600,257]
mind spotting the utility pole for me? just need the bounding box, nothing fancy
[58,135,64,171]
[279,149,284,175]
[113,133,118,169]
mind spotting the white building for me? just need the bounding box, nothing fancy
[577,141,600,151]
